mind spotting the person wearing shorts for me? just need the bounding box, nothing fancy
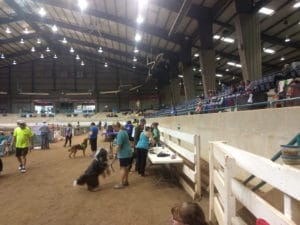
[11,121,33,173]
[112,122,132,189]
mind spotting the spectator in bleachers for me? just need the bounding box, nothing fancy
[237,80,246,94]
[0,132,7,145]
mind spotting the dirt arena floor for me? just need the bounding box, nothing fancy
[0,134,209,225]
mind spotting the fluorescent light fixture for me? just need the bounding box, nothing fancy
[80,60,85,66]
[235,63,242,68]
[198,69,202,72]
[78,0,88,10]
[98,47,103,53]
[76,54,80,60]
[133,47,139,53]
[293,2,300,8]
[104,62,108,67]
[40,54,44,59]
[12,60,17,65]
[70,47,75,53]
[62,37,67,44]
[23,27,29,34]
[37,38,41,44]
[263,48,275,54]
[1,53,5,59]
[178,74,184,78]
[5,27,11,34]
[227,62,236,66]
[135,33,142,42]
[136,15,144,24]
[0,91,7,95]
[46,47,50,52]
[194,53,199,57]
[65,92,91,96]
[225,68,230,72]
[20,38,24,44]
[259,7,274,15]
[53,54,58,59]
[52,25,58,32]
[216,74,223,77]
[19,92,49,96]
[222,37,235,43]
[213,35,221,39]
[31,47,35,52]
[38,7,46,17]
[285,36,291,42]
[133,56,137,62]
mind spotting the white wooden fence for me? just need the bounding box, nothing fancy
[209,141,300,225]
[159,127,201,199]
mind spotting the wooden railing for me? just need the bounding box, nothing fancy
[209,141,300,225]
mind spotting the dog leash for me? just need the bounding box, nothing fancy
[110,156,117,172]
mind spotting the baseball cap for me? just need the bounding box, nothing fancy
[17,120,26,125]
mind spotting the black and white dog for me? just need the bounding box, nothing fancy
[73,148,110,191]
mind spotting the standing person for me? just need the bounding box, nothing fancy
[124,120,134,142]
[89,122,99,156]
[64,123,72,147]
[151,122,160,146]
[136,126,154,176]
[170,202,208,225]
[39,121,50,149]
[11,121,33,173]
[130,118,146,171]
[113,122,132,189]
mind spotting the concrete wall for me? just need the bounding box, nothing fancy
[147,107,300,179]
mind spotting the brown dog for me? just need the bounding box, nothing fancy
[68,138,88,158]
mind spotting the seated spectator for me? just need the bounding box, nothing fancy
[237,80,246,94]
[170,202,208,225]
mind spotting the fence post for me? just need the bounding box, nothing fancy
[209,143,215,223]
[195,135,201,199]
[224,155,236,225]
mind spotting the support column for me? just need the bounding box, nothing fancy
[94,62,100,112]
[8,66,12,112]
[31,61,35,92]
[234,0,262,81]
[196,7,216,97]
[52,59,56,91]
[73,59,77,91]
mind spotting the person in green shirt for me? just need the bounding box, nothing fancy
[11,120,33,173]
[151,122,160,146]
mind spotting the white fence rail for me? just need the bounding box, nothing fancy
[209,141,299,225]
[159,127,201,199]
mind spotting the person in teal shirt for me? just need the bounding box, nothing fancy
[113,122,132,189]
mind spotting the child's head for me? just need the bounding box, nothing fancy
[171,202,207,225]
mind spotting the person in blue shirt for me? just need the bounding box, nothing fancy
[89,122,99,156]
[124,120,134,142]
[113,122,132,189]
[64,123,72,147]
[136,126,154,176]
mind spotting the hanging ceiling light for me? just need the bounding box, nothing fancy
[285,36,291,42]
[1,53,5,59]
[70,47,75,53]
[134,33,142,42]
[5,27,11,34]
[78,0,88,10]
[133,56,137,62]
[52,25,58,32]
[132,65,136,69]
[12,60,17,65]
[293,2,300,8]
[133,47,139,53]
[76,54,80,60]
[53,54,58,59]
[80,60,85,66]
[62,37,67,44]
[38,7,46,17]
[280,56,285,61]
[40,53,44,59]
[46,47,50,52]
[37,38,41,44]
[136,15,144,24]
[23,27,29,34]
[104,62,108,67]
[20,38,24,44]
[193,67,196,71]
[194,53,199,57]
[31,46,36,52]
[98,47,103,53]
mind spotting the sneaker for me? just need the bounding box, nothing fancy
[114,183,125,189]
[18,164,23,170]
[20,167,26,173]
[73,180,77,186]
[123,181,129,186]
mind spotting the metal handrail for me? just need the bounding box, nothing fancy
[243,133,300,191]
